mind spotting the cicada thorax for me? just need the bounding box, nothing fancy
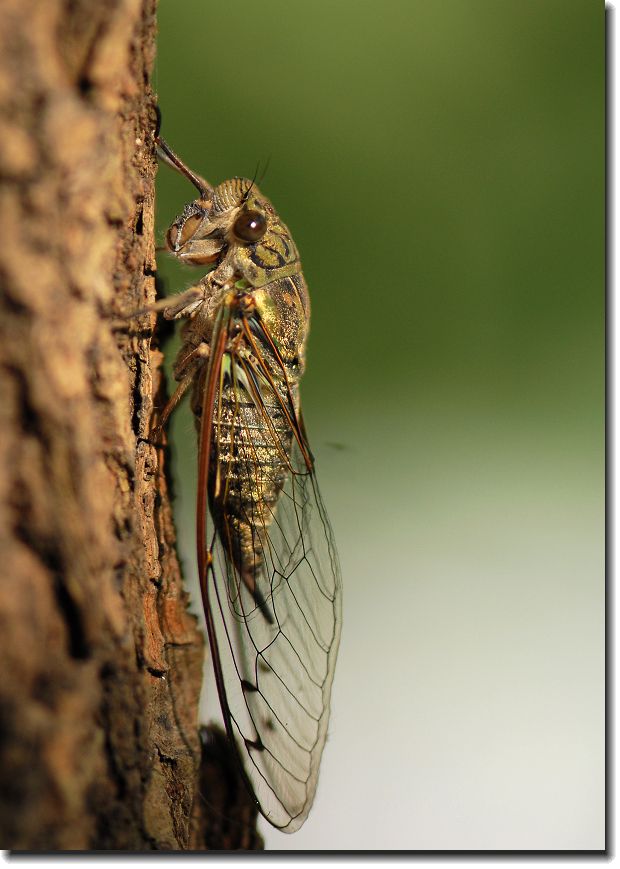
[191,274,309,620]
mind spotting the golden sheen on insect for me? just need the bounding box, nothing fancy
[152,137,342,833]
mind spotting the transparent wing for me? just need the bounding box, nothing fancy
[197,304,342,833]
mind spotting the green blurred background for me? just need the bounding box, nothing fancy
[154,0,604,850]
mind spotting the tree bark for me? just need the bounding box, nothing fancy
[0,0,261,851]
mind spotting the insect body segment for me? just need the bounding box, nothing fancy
[205,298,297,622]
[156,139,341,833]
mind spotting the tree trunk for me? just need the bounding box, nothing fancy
[0,0,261,851]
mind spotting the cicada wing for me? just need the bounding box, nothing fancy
[208,438,342,832]
[197,309,342,833]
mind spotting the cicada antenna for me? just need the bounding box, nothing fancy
[241,156,271,204]
[257,154,271,186]
[241,161,261,204]
[155,135,213,200]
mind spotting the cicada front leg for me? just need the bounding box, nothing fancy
[151,274,238,439]
[150,342,210,440]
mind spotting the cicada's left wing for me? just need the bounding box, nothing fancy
[196,305,342,833]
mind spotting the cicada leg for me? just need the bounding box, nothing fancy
[113,284,205,325]
[151,342,211,441]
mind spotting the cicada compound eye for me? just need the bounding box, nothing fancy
[233,209,267,243]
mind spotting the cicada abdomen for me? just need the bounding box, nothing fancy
[155,138,342,833]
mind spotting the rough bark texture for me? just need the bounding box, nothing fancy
[0,0,215,850]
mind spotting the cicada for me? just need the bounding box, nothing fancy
[152,137,342,833]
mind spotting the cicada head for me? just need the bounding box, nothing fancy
[165,177,300,286]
